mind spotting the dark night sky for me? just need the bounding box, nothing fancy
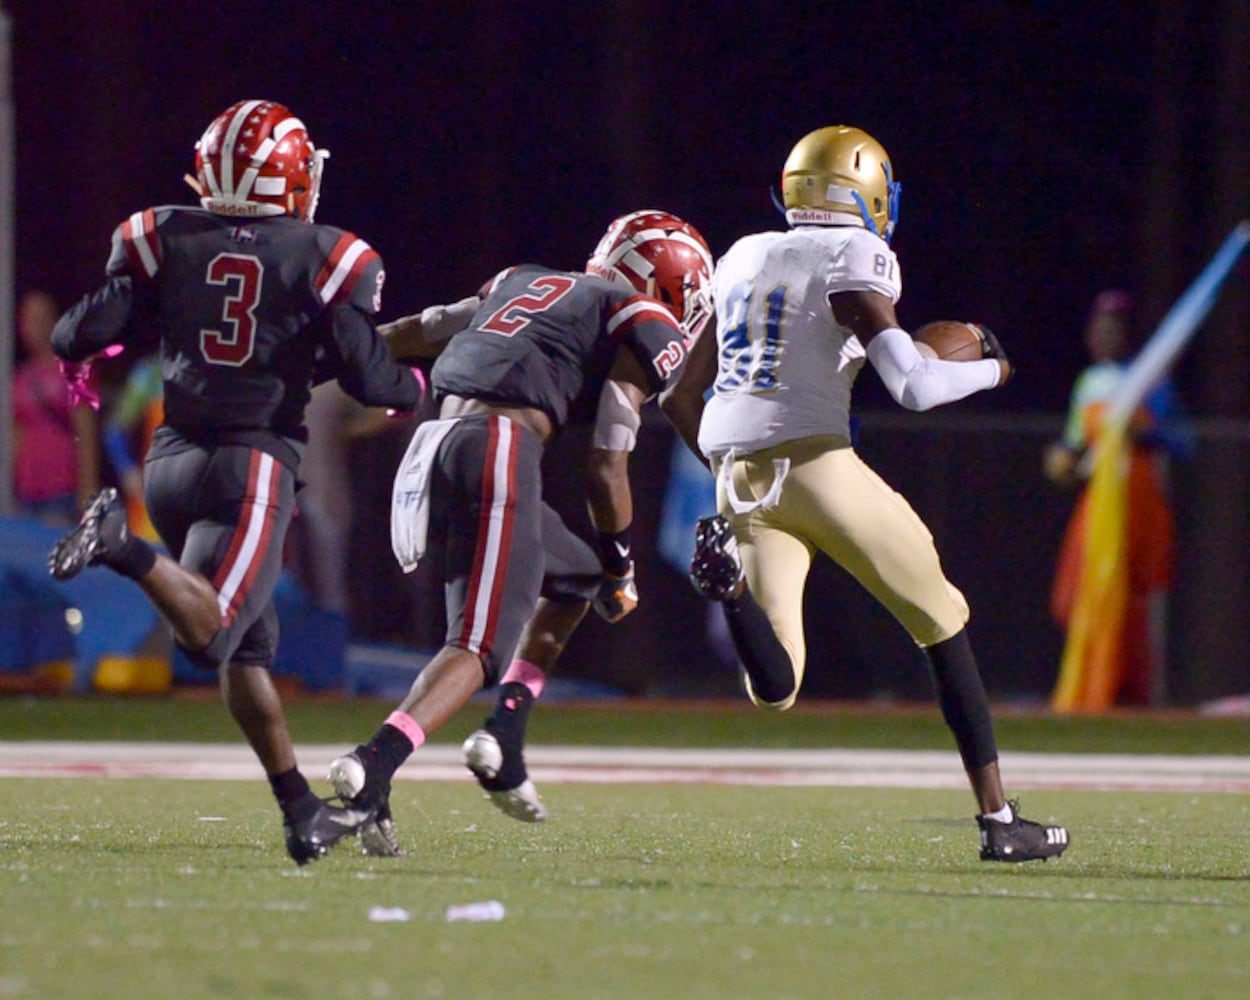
[9,2,1185,413]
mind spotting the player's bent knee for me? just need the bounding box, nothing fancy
[177,629,230,672]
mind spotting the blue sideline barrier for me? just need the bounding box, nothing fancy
[1,517,346,692]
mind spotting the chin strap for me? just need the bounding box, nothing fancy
[769,185,787,218]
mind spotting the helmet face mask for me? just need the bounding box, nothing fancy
[194,100,328,222]
[780,125,901,241]
[586,210,714,344]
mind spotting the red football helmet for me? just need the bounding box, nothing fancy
[586,210,714,343]
[193,100,327,221]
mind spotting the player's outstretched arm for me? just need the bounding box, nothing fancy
[378,295,481,360]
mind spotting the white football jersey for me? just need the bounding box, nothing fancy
[698,225,902,459]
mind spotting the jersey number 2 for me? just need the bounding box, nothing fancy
[478,275,575,336]
[200,253,263,366]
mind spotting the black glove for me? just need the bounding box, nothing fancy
[972,324,1012,383]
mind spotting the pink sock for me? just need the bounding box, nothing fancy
[385,710,426,750]
[500,658,546,699]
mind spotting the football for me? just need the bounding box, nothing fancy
[913,320,986,361]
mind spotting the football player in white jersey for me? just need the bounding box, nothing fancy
[662,125,1069,862]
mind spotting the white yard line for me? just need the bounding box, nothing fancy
[2,742,1249,793]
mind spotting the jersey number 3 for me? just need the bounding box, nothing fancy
[478,275,575,337]
[200,253,263,366]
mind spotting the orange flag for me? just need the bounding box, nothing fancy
[1051,422,1129,712]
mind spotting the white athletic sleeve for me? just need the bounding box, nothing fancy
[866,326,1000,411]
[592,379,641,451]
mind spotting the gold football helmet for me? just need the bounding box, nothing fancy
[780,125,901,241]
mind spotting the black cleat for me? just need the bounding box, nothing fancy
[328,750,406,857]
[978,800,1070,862]
[48,488,129,581]
[283,797,375,866]
[689,514,745,601]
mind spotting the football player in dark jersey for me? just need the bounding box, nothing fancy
[327,211,713,855]
[47,100,424,865]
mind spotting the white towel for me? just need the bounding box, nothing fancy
[390,418,458,573]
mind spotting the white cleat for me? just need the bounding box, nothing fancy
[328,753,366,798]
[462,730,547,823]
[487,779,547,823]
[462,729,503,779]
[328,752,406,858]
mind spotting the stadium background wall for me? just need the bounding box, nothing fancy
[6,2,1250,704]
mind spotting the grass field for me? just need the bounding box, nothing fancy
[1,696,1248,999]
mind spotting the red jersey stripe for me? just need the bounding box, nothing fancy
[120,209,162,278]
[213,450,281,627]
[314,233,379,305]
[604,294,680,339]
[458,417,518,656]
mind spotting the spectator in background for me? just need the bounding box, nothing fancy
[288,381,412,614]
[11,290,100,526]
[1043,289,1190,706]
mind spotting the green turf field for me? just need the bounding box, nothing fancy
[1,697,1248,999]
[3,693,1249,754]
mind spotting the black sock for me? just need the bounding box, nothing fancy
[107,535,157,580]
[487,682,534,742]
[924,629,998,770]
[476,682,533,790]
[359,723,414,788]
[269,767,317,823]
[723,590,795,704]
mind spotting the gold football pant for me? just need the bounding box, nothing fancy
[716,434,970,698]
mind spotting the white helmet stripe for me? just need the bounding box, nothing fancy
[614,247,655,278]
[272,116,306,140]
[200,158,222,199]
[217,99,264,197]
[602,226,714,275]
[230,112,306,205]
[234,135,276,202]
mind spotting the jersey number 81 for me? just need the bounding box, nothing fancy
[713,279,787,394]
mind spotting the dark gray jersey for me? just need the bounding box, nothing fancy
[431,265,689,426]
[52,206,419,451]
